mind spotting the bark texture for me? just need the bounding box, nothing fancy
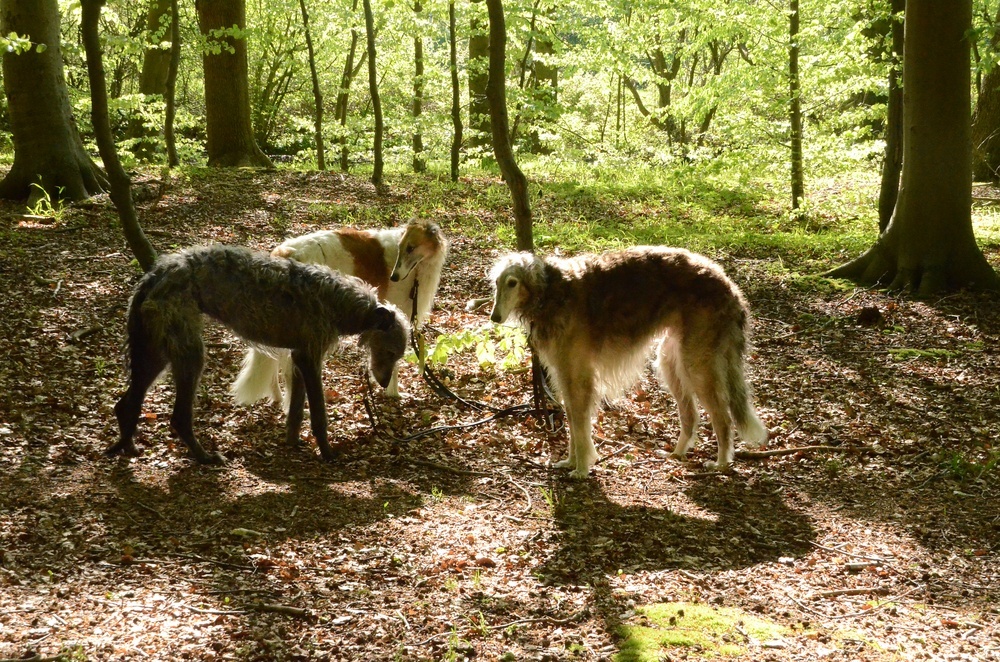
[448,0,462,182]
[485,0,532,252]
[828,0,999,293]
[362,0,383,185]
[877,0,904,231]
[81,0,157,270]
[299,0,325,170]
[196,0,272,168]
[0,0,106,203]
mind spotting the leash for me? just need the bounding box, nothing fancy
[359,278,562,443]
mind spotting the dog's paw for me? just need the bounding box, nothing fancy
[194,451,226,466]
[569,467,591,479]
[703,460,733,473]
[552,458,573,470]
[106,441,141,458]
[668,450,687,462]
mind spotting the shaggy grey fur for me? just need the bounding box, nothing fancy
[108,244,409,464]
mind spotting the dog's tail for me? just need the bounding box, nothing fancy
[231,348,284,406]
[723,314,768,448]
[122,270,160,376]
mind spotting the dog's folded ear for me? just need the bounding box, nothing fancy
[373,305,397,331]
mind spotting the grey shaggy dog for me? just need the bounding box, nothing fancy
[108,244,409,464]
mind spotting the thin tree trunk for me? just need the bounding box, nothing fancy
[299,0,325,170]
[878,0,904,231]
[164,0,180,167]
[789,0,804,210]
[484,0,532,252]
[449,0,462,182]
[336,0,361,172]
[361,0,383,185]
[80,0,156,271]
[129,0,172,160]
[412,0,425,173]
[972,3,1000,182]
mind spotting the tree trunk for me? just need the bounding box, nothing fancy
[828,0,999,293]
[972,4,1000,182]
[412,0,425,173]
[485,0,532,252]
[877,0,904,231]
[449,0,462,182]
[336,0,361,172]
[81,0,157,271]
[195,0,272,168]
[129,0,172,160]
[0,0,106,204]
[361,0,383,186]
[789,0,804,210]
[469,0,491,148]
[299,0,325,170]
[163,0,181,167]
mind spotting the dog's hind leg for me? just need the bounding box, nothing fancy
[109,342,168,458]
[290,350,336,461]
[551,361,599,478]
[656,335,700,462]
[168,331,224,465]
[693,354,735,472]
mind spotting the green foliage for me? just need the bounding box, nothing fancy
[27,181,67,220]
[426,324,528,372]
[938,449,999,482]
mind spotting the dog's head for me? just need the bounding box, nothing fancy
[389,219,448,283]
[361,304,410,388]
[489,253,540,325]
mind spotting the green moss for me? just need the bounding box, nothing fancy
[616,602,789,661]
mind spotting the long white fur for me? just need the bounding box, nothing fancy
[490,249,766,478]
[232,223,447,408]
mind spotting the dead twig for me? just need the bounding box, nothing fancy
[736,444,874,459]
[811,586,889,600]
[183,602,310,618]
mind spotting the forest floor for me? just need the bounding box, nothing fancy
[0,168,998,662]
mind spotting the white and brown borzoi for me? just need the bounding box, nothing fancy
[232,218,448,405]
[108,245,409,464]
[490,247,767,477]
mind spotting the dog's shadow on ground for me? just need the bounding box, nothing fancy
[535,473,814,584]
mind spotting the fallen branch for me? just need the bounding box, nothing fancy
[0,656,67,662]
[184,602,310,618]
[736,445,874,459]
[811,586,889,600]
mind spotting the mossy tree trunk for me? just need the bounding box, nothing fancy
[828,0,1000,293]
[163,0,181,167]
[0,0,106,204]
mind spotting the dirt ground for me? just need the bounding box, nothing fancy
[0,169,998,661]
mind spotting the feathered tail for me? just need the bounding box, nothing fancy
[724,316,767,448]
[231,348,284,407]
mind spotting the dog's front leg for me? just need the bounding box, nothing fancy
[552,366,598,479]
[285,363,307,447]
[293,351,336,462]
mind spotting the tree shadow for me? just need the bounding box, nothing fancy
[535,473,814,585]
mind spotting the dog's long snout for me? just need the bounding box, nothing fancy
[390,272,400,282]
[490,311,502,323]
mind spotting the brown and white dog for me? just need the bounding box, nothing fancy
[489,247,767,477]
[232,219,448,405]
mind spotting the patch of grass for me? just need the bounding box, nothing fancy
[616,602,788,661]
[887,348,959,361]
[939,449,999,481]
